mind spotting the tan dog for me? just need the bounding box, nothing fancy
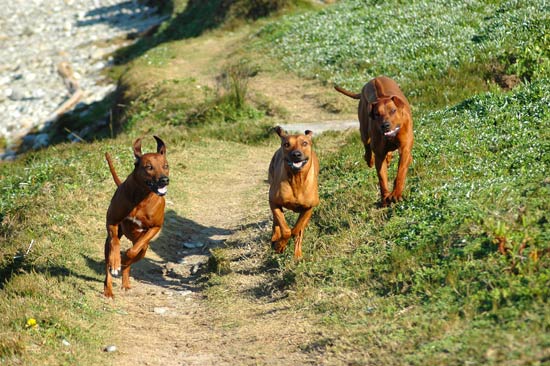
[268,126,319,259]
[335,76,413,206]
[103,136,170,298]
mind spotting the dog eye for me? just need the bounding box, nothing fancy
[302,141,308,147]
[146,165,153,170]
[391,108,397,114]
[283,142,290,148]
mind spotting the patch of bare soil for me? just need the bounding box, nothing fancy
[102,140,325,365]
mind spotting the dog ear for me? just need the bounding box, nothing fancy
[133,137,143,159]
[274,126,286,138]
[154,136,166,155]
[305,130,313,137]
[391,95,406,110]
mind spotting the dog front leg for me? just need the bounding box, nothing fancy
[121,227,160,290]
[389,149,412,203]
[375,156,391,206]
[106,224,122,275]
[291,208,313,259]
[104,236,115,298]
[270,204,291,253]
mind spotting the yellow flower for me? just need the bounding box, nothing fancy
[26,318,37,328]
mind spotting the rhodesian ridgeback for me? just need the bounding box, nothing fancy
[268,126,319,259]
[103,136,170,298]
[335,76,413,206]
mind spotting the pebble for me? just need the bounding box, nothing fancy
[104,345,117,353]
[153,307,168,315]
[0,0,167,154]
[182,241,204,249]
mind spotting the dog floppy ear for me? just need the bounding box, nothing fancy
[274,126,287,138]
[133,137,143,160]
[305,130,313,137]
[154,136,166,155]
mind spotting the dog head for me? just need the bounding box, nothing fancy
[369,96,407,139]
[274,126,314,173]
[133,136,170,196]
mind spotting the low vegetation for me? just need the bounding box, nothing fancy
[260,0,549,110]
[1,0,548,364]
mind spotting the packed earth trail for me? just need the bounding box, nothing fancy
[101,139,326,366]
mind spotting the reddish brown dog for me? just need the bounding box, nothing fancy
[103,136,169,298]
[335,76,413,206]
[268,126,319,259]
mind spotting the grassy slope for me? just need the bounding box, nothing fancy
[1,0,549,364]
[256,0,550,364]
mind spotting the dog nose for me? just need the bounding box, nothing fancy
[291,150,303,160]
[159,176,169,186]
[382,121,391,132]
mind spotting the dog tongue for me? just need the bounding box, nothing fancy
[158,186,168,195]
[293,161,304,168]
[385,127,401,137]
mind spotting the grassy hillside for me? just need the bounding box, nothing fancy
[1,0,549,364]
[275,79,550,365]
[260,0,550,110]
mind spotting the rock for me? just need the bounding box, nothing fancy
[31,133,49,149]
[0,0,166,156]
[182,241,204,249]
[153,307,168,315]
[103,345,117,353]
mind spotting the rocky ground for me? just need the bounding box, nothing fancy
[0,0,166,159]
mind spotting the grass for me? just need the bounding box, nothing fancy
[0,144,123,365]
[1,0,549,364]
[258,0,550,111]
[267,79,550,364]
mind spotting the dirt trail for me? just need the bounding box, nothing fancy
[104,140,322,366]
[100,27,357,366]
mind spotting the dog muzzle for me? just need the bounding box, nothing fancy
[384,126,401,138]
[147,176,169,196]
[287,159,309,172]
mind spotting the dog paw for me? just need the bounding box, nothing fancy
[385,193,403,205]
[108,253,122,276]
[272,239,288,254]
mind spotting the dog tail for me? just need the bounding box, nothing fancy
[105,152,122,187]
[334,85,360,100]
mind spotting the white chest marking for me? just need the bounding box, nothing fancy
[126,216,145,232]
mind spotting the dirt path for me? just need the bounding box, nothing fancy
[103,139,323,365]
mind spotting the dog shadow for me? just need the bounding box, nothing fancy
[119,209,233,292]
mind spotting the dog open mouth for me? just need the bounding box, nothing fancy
[147,181,168,196]
[384,126,401,138]
[287,159,309,172]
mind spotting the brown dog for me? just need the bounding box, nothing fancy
[335,76,413,206]
[103,136,170,298]
[268,126,319,259]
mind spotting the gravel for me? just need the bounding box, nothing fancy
[0,0,166,157]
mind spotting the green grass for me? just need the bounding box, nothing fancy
[1,0,549,364]
[270,78,550,365]
[0,144,125,365]
[259,0,550,111]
